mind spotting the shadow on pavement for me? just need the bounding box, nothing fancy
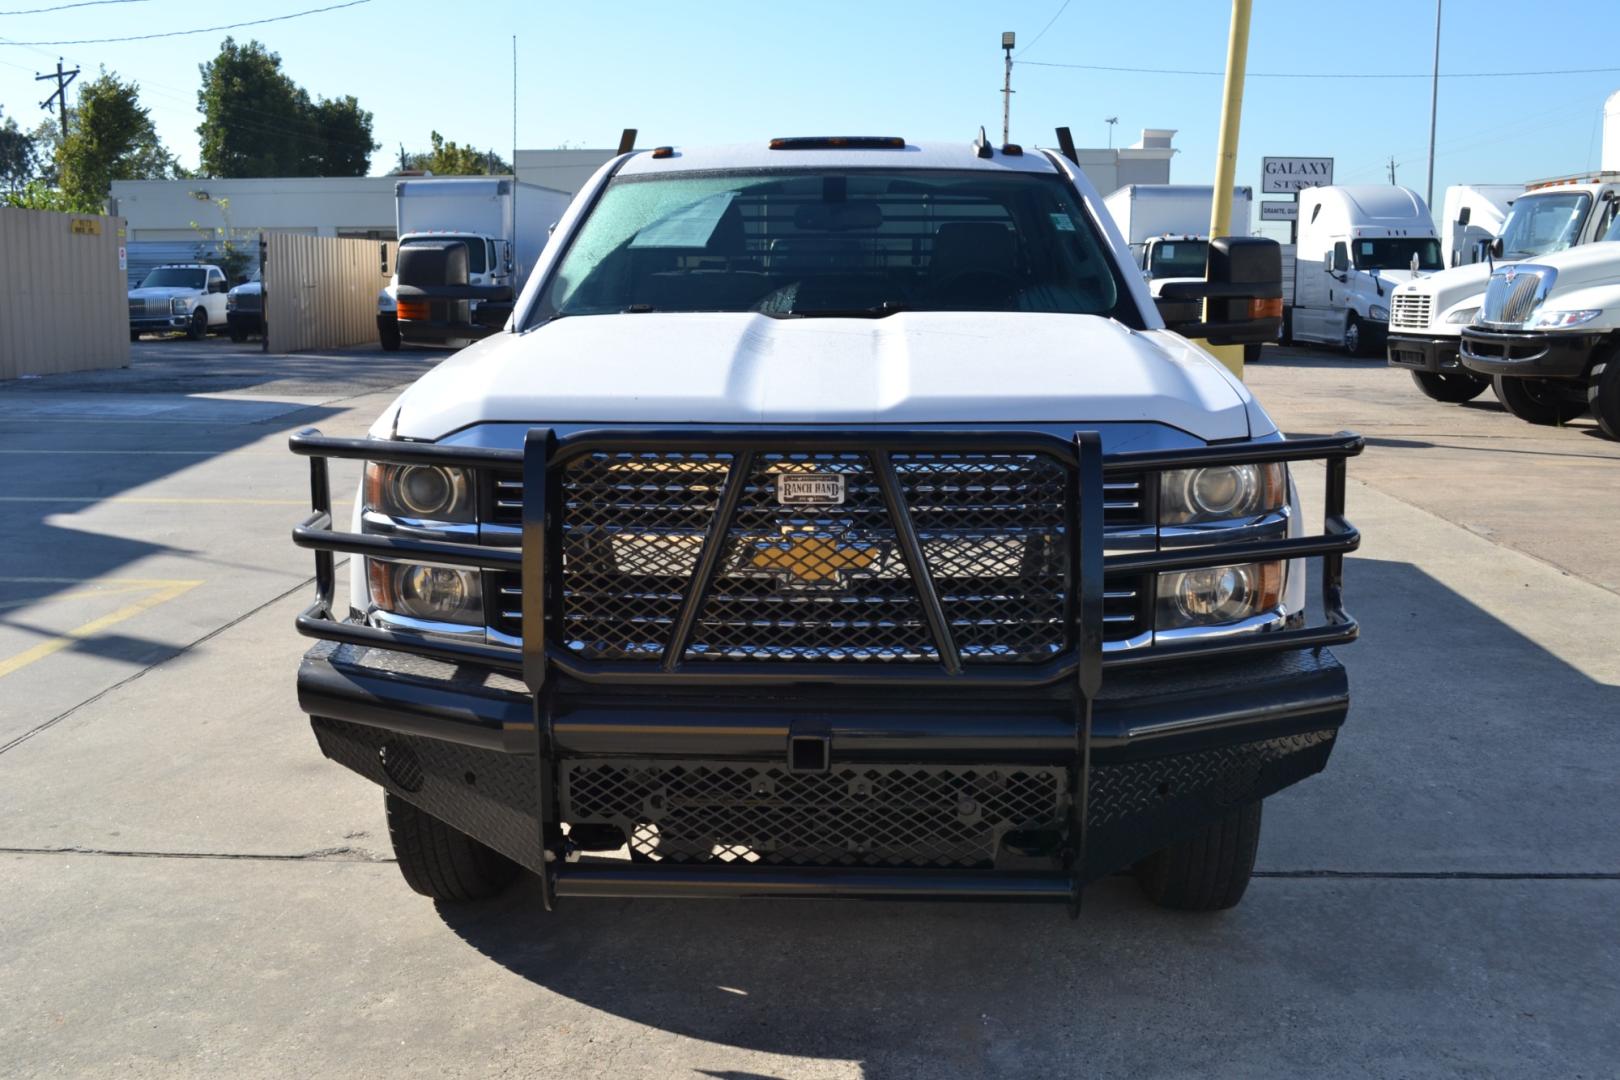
[428,555,1618,1074]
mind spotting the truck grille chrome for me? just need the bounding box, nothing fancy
[1479,264,1555,327]
[1389,292,1432,331]
[486,451,1151,661]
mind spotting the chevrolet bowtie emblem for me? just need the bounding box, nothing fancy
[750,533,880,584]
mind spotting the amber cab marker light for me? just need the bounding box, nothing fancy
[396,299,430,321]
[1249,297,1285,320]
[650,146,674,159]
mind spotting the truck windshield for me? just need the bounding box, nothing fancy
[1496,192,1590,258]
[531,169,1137,323]
[138,268,206,289]
[400,235,488,275]
[1148,240,1208,278]
[1352,237,1443,271]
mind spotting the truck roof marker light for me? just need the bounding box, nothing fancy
[650,146,675,159]
[768,136,907,151]
[1001,143,1023,156]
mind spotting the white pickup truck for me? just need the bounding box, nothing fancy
[127,263,230,341]
[288,135,1361,918]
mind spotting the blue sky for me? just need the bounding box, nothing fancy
[3,0,1617,238]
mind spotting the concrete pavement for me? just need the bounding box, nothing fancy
[1,341,1616,1078]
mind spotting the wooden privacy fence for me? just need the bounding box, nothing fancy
[0,208,128,380]
[265,234,395,354]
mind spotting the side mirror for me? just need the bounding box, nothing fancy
[1323,252,1335,274]
[1154,236,1283,346]
[380,242,390,278]
[1490,237,1503,258]
[1369,266,1381,279]
[1457,207,1472,227]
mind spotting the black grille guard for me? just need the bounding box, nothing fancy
[290,426,1361,690]
[291,426,1360,909]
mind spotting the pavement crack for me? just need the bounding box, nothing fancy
[0,844,395,864]
[0,561,345,757]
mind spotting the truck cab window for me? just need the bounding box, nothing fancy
[532,169,1141,325]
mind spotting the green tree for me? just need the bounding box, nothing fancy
[398,131,510,176]
[0,108,37,193]
[57,69,179,208]
[197,37,375,177]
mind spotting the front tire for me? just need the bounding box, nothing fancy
[1342,314,1363,356]
[228,321,246,343]
[385,793,519,902]
[1411,369,1489,403]
[187,309,208,341]
[1135,800,1262,911]
[1492,374,1586,425]
[379,314,402,352]
[1588,355,1620,440]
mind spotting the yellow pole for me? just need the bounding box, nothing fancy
[1196,0,1253,379]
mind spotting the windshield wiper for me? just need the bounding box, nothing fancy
[776,301,908,319]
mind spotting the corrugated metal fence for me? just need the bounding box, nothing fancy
[265,234,394,354]
[0,208,128,380]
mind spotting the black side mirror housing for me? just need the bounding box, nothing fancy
[1154,236,1283,347]
[1490,236,1503,258]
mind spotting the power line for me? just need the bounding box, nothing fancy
[1019,59,1620,80]
[1014,0,1071,58]
[0,0,147,14]
[0,0,369,46]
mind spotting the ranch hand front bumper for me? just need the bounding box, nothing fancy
[289,427,1362,908]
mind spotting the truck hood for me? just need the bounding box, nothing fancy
[1511,241,1620,291]
[1392,261,1493,315]
[391,312,1254,442]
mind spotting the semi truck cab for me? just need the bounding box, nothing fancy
[1389,173,1620,403]
[1287,186,1442,355]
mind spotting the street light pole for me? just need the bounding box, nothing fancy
[1426,0,1442,209]
[1001,31,1016,145]
[1105,117,1118,150]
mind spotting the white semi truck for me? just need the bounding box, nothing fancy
[1387,171,1620,403]
[1285,185,1442,355]
[1103,184,1253,282]
[378,177,571,350]
[1440,184,1524,268]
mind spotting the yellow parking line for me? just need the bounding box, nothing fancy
[0,580,202,679]
[0,585,166,610]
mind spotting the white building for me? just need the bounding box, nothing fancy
[109,133,1173,245]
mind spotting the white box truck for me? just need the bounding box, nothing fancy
[379,177,572,350]
[1103,184,1253,282]
[1388,171,1620,403]
[1286,185,1442,355]
[1440,184,1524,268]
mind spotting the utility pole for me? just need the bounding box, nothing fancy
[1105,117,1118,150]
[1001,31,1016,145]
[1200,0,1253,379]
[1425,0,1442,209]
[398,142,408,172]
[36,58,79,134]
[1388,156,1398,185]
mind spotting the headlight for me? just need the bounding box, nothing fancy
[1160,463,1286,526]
[1443,306,1480,325]
[1525,308,1601,329]
[1157,561,1283,630]
[367,560,483,625]
[364,462,474,522]
[1369,305,1389,322]
[226,294,238,311]
[170,297,192,314]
